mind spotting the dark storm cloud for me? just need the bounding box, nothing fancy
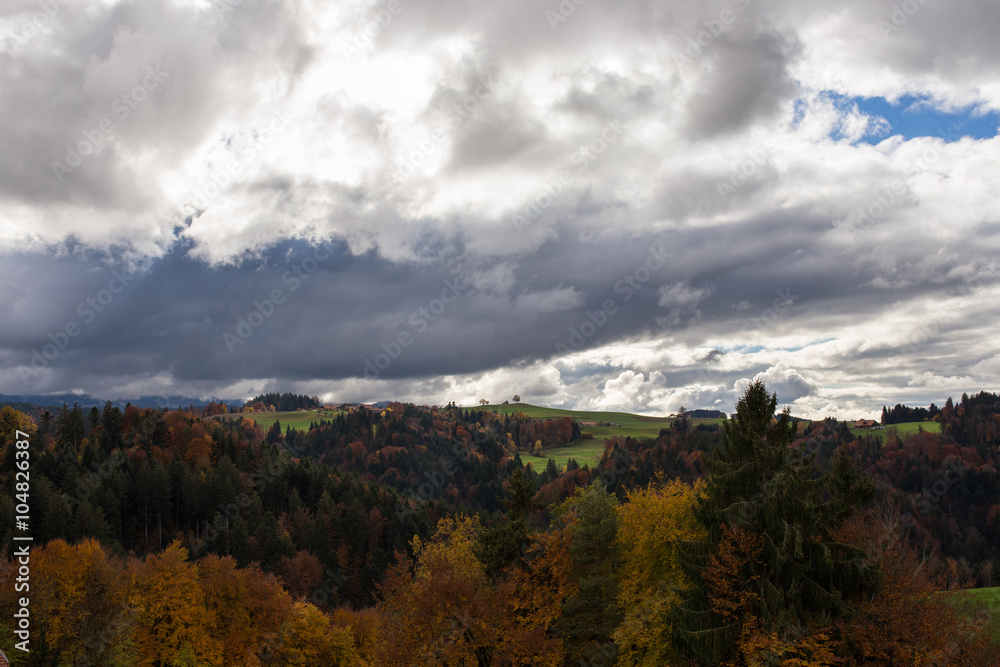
[4,207,993,398]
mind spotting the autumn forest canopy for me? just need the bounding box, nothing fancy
[2,382,1000,665]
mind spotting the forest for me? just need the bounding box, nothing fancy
[0,383,999,665]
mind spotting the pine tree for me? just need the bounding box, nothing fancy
[675,379,878,665]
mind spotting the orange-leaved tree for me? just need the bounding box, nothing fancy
[375,514,562,666]
[19,538,130,665]
[832,502,995,666]
[198,554,294,663]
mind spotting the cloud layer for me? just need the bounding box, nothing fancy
[2,0,999,418]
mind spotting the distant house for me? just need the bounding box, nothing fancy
[853,419,880,429]
[579,421,598,426]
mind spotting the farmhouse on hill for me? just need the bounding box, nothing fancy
[853,419,883,429]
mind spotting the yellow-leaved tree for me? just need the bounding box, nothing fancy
[0,406,35,445]
[28,538,131,665]
[269,601,363,666]
[613,476,706,666]
[129,540,222,666]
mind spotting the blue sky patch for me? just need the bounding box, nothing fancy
[821,93,999,144]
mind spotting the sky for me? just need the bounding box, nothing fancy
[1,0,999,419]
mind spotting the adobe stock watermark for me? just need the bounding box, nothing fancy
[188,110,292,211]
[511,117,625,233]
[0,0,68,55]
[836,181,908,239]
[222,240,337,353]
[901,456,965,529]
[545,0,589,32]
[189,438,313,556]
[51,63,170,182]
[19,265,142,385]
[838,119,967,245]
[363,276,479,379]
[554,245,672,354]
[394,425,495,521]
[717,138,777,202]
[66,451,128,510]
[901,255,996,356]
[390,73,499,183]
[672,0,752,70]
[205,0,245,25]
[695,287,800,388]
[341,0,412,61]
[875,0,932,39]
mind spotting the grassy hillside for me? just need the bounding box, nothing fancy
[472,402,712,439]
[846,420,941,440]
[213,409,344,432]
[471,403,725,468]
[221,404,941,466]
[953,587,1000,640]
[521,439,611,471]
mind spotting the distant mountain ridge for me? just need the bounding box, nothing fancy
[0,392,241,410]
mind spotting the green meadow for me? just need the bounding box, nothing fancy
[520,439,612,471]
[953,587,1000,640]
[845,420,941,440]
[472,403,723,469]
[215,409,344,432]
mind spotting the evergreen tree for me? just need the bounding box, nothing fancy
[87,406,101,438]
[266,420,283,444]
[100,401,122,452]
[476,468,539,577]
[544,457,559,482]
[56,402,86,451]
[675,379,877,664]
[554,482,621,664]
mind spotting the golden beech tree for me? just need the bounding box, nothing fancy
[198,554,294,664]
[330,607,384,662]
[27,538,131,665]
[0,406,36,442]
[613,477,706,667]
[129,540,223,666]
[268,601,363,666]
[374,515,562,666]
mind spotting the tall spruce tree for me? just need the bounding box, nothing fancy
[675,379,877,664]
[554,482,621,664]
